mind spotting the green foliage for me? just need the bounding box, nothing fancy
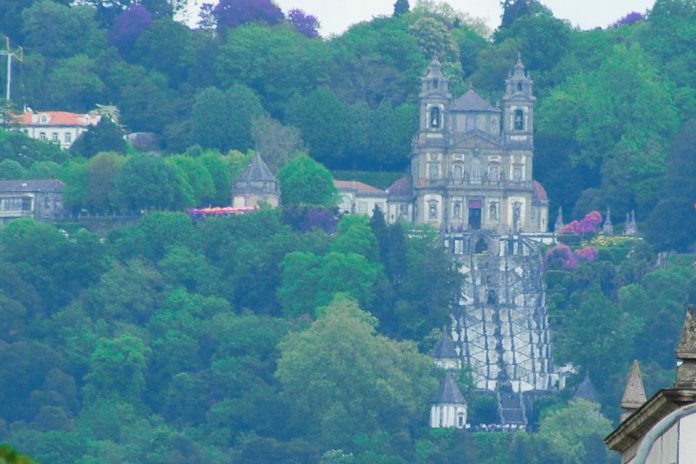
[190,85,264,152]
[278,154,338,207]
[70,119,127,157]
[0,444,37,464]
[276,297,437,449]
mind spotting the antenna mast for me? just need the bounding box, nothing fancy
[0,36,23,103]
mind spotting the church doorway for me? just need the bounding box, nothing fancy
[468,200,482,230]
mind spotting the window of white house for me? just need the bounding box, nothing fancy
[453,202,462,219]
[357,201,368,214]
[39,132,46,141]
[399,203,408,216]
[428,200,438,220]
[513,165,523,182]
[65,133,72,143]
[52,133,58,142]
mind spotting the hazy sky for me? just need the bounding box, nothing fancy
[183,1,656,35]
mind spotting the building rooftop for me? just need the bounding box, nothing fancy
[432,329,459,359]
[532,180,549,203]
[0,179,65,193]
[450,89,500,113]
[237,154,277,184]
[386,175,413,199]
[574,374,600,403]
[433,373,467,404]
[16,109,101,127]
[334,180,386,196]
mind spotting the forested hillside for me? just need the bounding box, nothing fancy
[0,0,695,463]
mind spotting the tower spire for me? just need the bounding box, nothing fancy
[602,207,614,235]
[554,206,564,233]
[620,360,647,421]
[676,305,696,388]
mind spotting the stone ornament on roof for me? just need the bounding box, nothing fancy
[621,360,647,411]
[677,305,696,358]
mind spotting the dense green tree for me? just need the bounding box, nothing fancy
[133,18,195,85]
[111,155,190,211]
[646,119,696,251]
[393,0,410,16]
[285,87,350,167]
[276,297,437,449]
[84,332,151,401]
[0,159,26,179]
[0,444,38,464]
[85,152,124,212]
[190,85,264,152]
[47,55,105,112]
[277,155,338,207]
[21,1,104,59]
[70,119,127,158]
[166,155,216,206]
[215,23,328,112]
[537,400,613,464]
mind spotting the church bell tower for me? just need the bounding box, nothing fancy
[418,58,451,137]
[502,55,535,146]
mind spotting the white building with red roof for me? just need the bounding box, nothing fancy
[14,109,102,149]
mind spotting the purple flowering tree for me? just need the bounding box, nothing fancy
[612,11,645,27]
[107,5,153,52]
[287,9,320,38]
[560,211,603,237]
[545,244,599,270]
[212,0,285,31]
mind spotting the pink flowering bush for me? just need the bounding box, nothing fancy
[560,211,603,236]
[546,244,599,270]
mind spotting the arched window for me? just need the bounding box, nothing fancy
[487,290,497,305]
[430,107,441,128]
[517,82,523,91]
[514,109,525,130]
[453,202,462,219]
[453,163,463,181]
[433,78,439,89]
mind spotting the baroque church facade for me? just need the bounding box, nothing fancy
[384,56,548,234]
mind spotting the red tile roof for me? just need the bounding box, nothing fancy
[532,180,548,202]
[16,110,100,127]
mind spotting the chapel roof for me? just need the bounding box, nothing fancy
[450,89,500,113]
[433,373,467,404]
[0,179,65,193]
[574,374,599,403]
[432,329,458,359]
[237,154,277,183]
